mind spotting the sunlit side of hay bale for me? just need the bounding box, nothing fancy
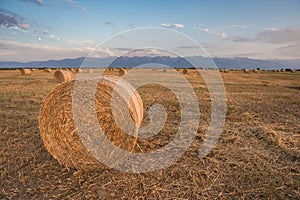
[20,69,32,75]
[44,69,52,73]
[76,68,83,73]
[39,76,143,170]
[243,69,250,73]
[54,70,73,83]
[119,68,127,76]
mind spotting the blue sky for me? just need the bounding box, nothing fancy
[1,0,300,61]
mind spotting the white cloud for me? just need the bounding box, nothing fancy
[198,27,228,39]
[66,40,95,46]
[202,39,300,59]
[20,23,30,29]
[196,26,300,59]
[39,28,60,41]
[227,26,300,44]
[220,32,227,39]
[160,23,184,28]
[46,34,60,41]
[228,24,252,29]
[0,40,103,61]
[65,0,87,12]
[20,0,43,6]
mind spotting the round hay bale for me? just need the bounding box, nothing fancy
[54,70,73,83]
[20,69,32,75]
[253,69,259,73]
[183,69,188,74]
[119,68,127,76]
[39,76,143,170]
[76,68,83,73]
[44,68,52,73]
[243,69,250,73]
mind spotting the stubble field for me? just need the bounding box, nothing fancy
[0,69,299,199]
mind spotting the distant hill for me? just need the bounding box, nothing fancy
[0,56,299,70]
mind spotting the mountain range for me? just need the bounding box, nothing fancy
[0,56,299,70]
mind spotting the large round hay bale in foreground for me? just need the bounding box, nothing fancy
[20,69,32,75]
[39,76,143,170]
[54,70,73,83]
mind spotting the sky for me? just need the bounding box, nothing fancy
[0,0,300,62]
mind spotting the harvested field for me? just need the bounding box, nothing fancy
[0,69,299,199]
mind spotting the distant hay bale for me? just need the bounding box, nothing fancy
[119,68,127,76]
[183,69,188,74]
[243,69,250,73]
[39,76,143,170]
[76,68,83,73]
[285,68,296,73]
[30,68,36,71]
[20,69,32,75]
[44,69,52,73]
[54,70,73,83]
[219,68,228,73]
[253,69,259,73]
[69,68,77,72]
